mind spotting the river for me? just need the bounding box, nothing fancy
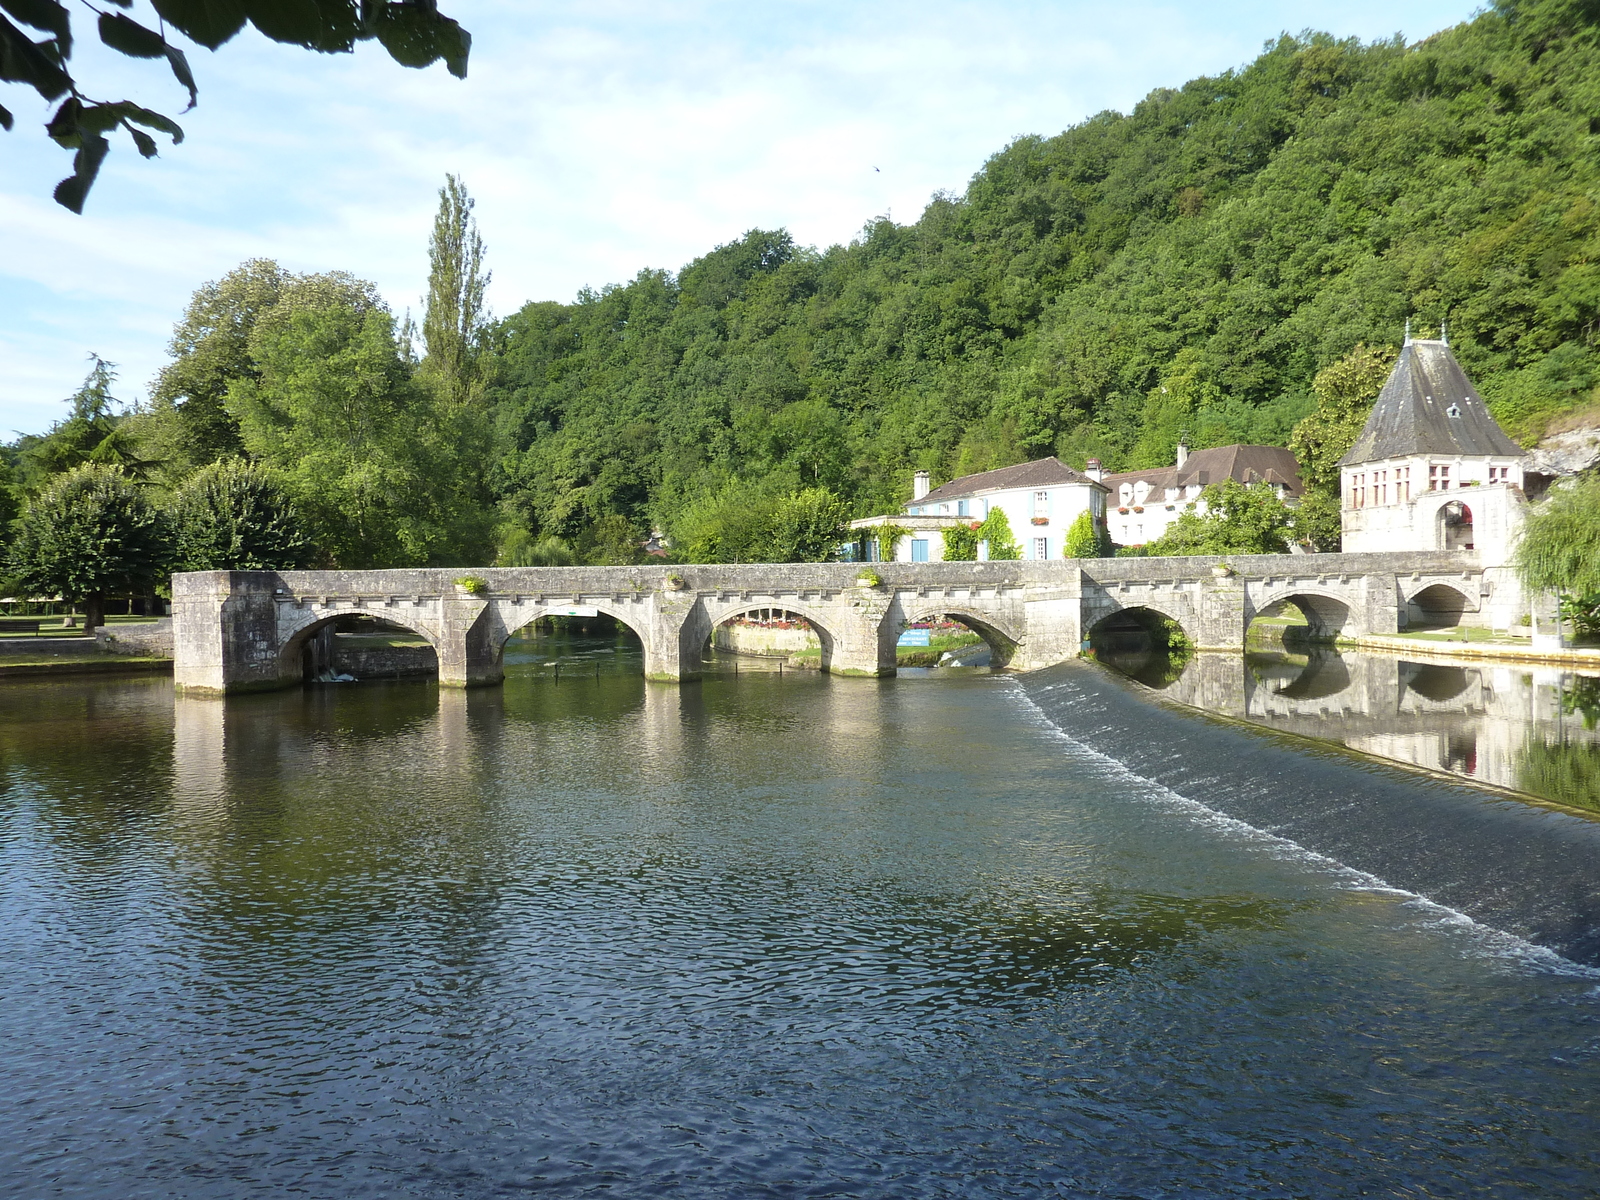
[2,634,1598,1197]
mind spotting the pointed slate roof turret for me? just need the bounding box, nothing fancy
[1339,337,1524,466]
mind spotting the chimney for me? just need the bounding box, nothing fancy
[912,470,930,501]
[1175,440,1189,469]
[1084,458,1104,483]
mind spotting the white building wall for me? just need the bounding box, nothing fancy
[908,482,1103,560]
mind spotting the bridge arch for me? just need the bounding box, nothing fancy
[277,610,441,682]
[490,602,650,674]
[698,600,842,671]
[1087,603,1195,649]
[1088,595,1199,647]
[1402,581,1476,628]
[1250,588,1354,642]
[895,605,1021,668]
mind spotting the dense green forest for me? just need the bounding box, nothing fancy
[7,0,1600,587]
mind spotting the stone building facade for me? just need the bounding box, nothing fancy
[1338,331,1534,631]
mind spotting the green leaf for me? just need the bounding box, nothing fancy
[0,0,69,49]
[165,45,197,108]
[126,125,158,158]
[45,95,82,145]
[98,11,167,59]
[0,13,72,98]
[53,132,109,213]
[115,102,184,141]
[241,0,321,47]
[365,5,470,78]
[148,0,245,50]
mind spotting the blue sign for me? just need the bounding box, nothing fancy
[898,629,931,646]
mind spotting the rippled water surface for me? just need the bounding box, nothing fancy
[3,642,1600,1197]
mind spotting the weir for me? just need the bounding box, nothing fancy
[171,550,1489,694]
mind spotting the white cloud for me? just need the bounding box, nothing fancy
[0,0,1478,432]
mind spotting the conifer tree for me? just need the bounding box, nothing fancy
[422,175,490,407]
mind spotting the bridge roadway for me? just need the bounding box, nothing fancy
[171,550,1490,693]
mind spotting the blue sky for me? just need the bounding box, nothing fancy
[1,1,1480,437]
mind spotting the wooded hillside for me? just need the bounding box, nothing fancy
[489,0,1600,554]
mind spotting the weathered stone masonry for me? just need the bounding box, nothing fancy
[172,551,1483,694]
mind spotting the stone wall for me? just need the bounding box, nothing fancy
[712,624,820,656]
[94,618,174,657]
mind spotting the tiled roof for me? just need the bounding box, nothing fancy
[916,456,1102,504]
[1340,339,1524,465]
[1100,444,1305,496]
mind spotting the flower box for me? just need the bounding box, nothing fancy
[1132,506,1144,513]
[1030,516,1049,525]
[1117,507,1129,514]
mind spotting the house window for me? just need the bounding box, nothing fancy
[1033,537,1048,560]
[910,539,929,562]
[1119,484,1133,504]
[1034,490,1050,518]
[957,500,968,516]
[1398,466,1410,501]
[1430,464,1450,490]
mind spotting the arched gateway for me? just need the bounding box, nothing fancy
[172,551,1482,694]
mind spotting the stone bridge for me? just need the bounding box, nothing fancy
[172,551,1494,694]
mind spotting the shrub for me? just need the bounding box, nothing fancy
[1064,510,1100,558]
[978,508,1020,560]
[8,464,167,629]
[169,459,311,571]
[942,522,981,561]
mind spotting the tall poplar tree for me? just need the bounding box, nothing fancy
[422,175,490,408]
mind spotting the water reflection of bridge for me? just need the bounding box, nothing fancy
[1127,649,1600,799]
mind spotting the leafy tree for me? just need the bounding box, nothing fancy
[1289,344,1397,495]
[421,174,490,408]
[1290,489,1343,554]
[978,507,1020,560]
[1516,475,1600,630]
[496,529,577,566]
[1064,510,1102,558]
[144,259,290,471]
[1146,479,1293,556]
[8,464,167,629]
[1,2,470,212]
[942,522,981,561]
[226,274,486,568]
[168,459,311,571]
[764,488,850,562]
[670,480,846,562]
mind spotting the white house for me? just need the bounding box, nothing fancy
[1339,331,1527,564]
[1096,443,1305,548]
[848,457,1108,561]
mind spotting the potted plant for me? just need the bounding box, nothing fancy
[454,575,488,595]
[1030,516,1049,525]
[855,568,883,589]
[664,571,687,591]
[1211,562,1235,579]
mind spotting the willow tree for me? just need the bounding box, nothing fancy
[1516,475,1600,637]
[421,174,490,408]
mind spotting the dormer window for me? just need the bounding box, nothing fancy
[1119,484,1133,503]
[1446,403,1462,418]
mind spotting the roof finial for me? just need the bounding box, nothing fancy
[1439,318,1448,346]
[1404,318,1412,347]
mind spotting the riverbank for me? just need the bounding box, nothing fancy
[0,654,173,679]
[1346,632,1600,669]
